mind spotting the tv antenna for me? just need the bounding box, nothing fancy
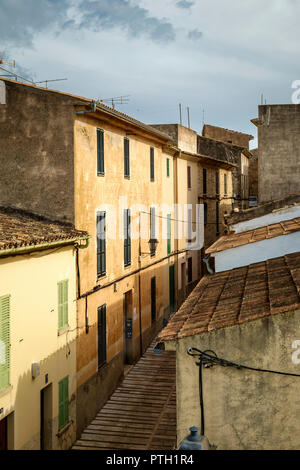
[98,95,130,109]
[35,78,68,89]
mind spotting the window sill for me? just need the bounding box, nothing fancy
[124,175,130,179]
[58,326,70,336]
[97,273,107,281]
[124,263,132,269]
[56,420,73,438]
[0,385,13,398]
[97,173,105,177]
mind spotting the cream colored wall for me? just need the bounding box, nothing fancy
[177,126,198,154]
[0,246,77,450]
[176,310,300,450]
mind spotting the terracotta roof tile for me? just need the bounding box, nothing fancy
[0,207,89,252]
[206,217,300,254]
[158,252,300,342]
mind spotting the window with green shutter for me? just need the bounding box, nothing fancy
[166,158,170,177]
[0,295,10,392]
[58,280,68,330]
[58,376,69,430]
[124,209,131,267]
[150,147,155,181]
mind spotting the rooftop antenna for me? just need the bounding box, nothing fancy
[179,103,182,125]
[187,106,190,129]
[35,78,68,89]
[0,64,35,85]
[261,93,264,105]
[202,109,205,128]
[98,95,130,109]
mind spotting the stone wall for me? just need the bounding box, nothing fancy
[257,104,300,203]
[202,124,253,149]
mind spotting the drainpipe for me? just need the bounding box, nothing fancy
[174,150,180,310]
[203,255,214,274]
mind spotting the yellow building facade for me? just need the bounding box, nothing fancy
[0,209,89,450]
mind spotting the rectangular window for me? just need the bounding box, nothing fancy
[167,214,171,255]
[124,209,131,267]
[216,201,220,235]
[97,128,104,175]
[204,202,208,225]
[151,277,156,323]
[187,166,191,189]
[188,258,193,284]
[124,138,130,178]
[216,171,220,196]
[97,211,106,277]
[58,280,68,330]
[58,376,69,430]
[166,158,170,177]
[203,168,207,195]
[187,208,193,242]
[150,207,156,257]
[224,174,227,195]
[150,147,155,182]
[0,295,10,392]
[98,304,107,369]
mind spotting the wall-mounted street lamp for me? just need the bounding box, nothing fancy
[141,238,159,255]
[178,426,210,450]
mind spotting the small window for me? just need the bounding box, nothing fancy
[150,147,155,182]
[166,158,170,177]
[187,208,193,243]
[58,280,68,330]
[124,209,131,267]
[216,201,220,236]
[187,166,191,189]
[188,258,193,284]
[0,295,10,392]
[97,211,106,277]
[58,376,69,430]
[97,129,104,175]
[124,138,130,178]
[224,174,227,195]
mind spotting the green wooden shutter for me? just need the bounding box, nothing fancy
[166,158,170,177]
[0,295,10,391]
[58,280,68,329]
[150,147,154,181]
[58,376,69,430]
[124,138,130,177]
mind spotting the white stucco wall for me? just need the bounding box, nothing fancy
[213,231,300,272]
[231,205,300,234]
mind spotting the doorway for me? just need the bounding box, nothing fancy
[0,416,7,450]
[124,290,133,364]
[40,383,53,450]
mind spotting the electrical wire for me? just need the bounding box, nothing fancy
[187,347,300,378]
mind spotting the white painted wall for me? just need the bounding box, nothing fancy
[213,231,300,272]
[231,205,300,234]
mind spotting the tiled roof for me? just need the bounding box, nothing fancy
[206,217,300,254]
[158,252,300,342]
[0,207,89,252]
[2,78,171,142]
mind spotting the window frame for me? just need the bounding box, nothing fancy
[97,128,105,176]
[58,280,68,331]
[150,147,155,182]
[97,211,106,278]
[124,209,131,267]
[124,137,130,178]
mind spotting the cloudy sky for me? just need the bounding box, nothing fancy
[1,0,300,148]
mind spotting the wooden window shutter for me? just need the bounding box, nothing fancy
[97,212,106,277]
[98,305,107,368]
[58,280,68,329]
[124,138,130,177]
[97,129,104,175]
[0,295,10,392]
[124,209,131,266]
[187,166,191,189]
[58,376,69,430]
[167,214,171,255]
[166,158,170,177]
[150,147,155,181]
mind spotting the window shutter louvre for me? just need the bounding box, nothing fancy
[64,376,69,426]
[150,147,154,181]
[0,295,10,391]
[97,129,104,175]
[167,214,171,254]
[166,158,170,177]
[124,138,130,177]
[58,281,68,329]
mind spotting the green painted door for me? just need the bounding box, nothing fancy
[169,265,175,313]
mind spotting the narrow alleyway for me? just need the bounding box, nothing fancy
[72,343,176,450]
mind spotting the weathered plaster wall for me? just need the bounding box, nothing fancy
[0,80,75,223]
[257,105,300,203]
[176,309,300,450]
